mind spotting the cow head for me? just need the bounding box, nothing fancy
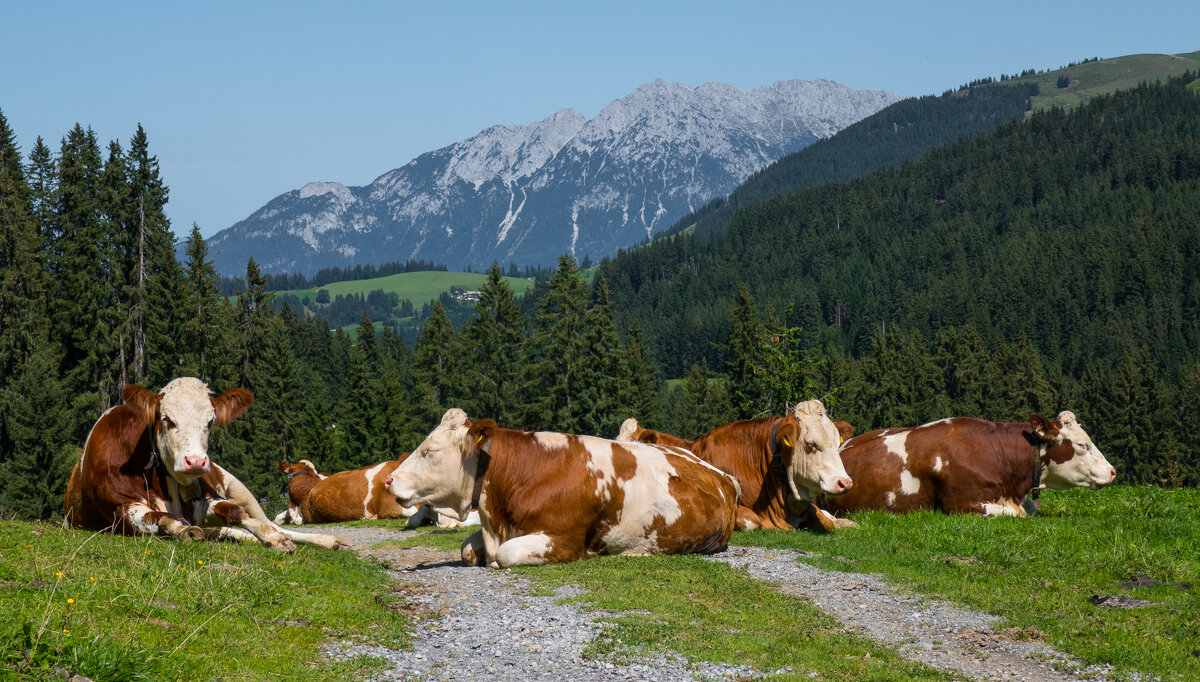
[123,378,253,485]
[774,400,853,500]
[384,408,484,522]
[278,459,321,479]
[1031,411,1117,490]
[616,418,640,442]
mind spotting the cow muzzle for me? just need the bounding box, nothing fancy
[824,476,853,495]
[180,455,210,474]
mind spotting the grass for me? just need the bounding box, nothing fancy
[521,554,953,681]
[282,270,536,307]
[732,486,1200,680]
[999,50,1200,111]
[0,520,411,681]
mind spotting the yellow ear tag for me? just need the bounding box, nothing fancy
[475,434,484,445]
[781,436,793,448]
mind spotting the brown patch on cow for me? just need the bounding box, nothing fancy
[691,416,796,530]
[212,501,246,524]
[301,458,412,523]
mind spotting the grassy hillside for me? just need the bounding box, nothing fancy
[285,270,536,306]
[1,522,409,681]
[1021,50,1200,110]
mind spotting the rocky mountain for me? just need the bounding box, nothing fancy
[205,79,903,275]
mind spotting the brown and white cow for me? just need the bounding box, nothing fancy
[278,456,478,528]
[686,400,856,532]
[63,378,349,551]
[275,459,327,525]
[615,418,694,449]
[385,409,740,568]
[826,412,1117,517]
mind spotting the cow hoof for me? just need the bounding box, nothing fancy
[266,537,297,553]
[180,526,205,542]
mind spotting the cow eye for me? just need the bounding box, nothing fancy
[805,441,818,451]
[161,416,176,430]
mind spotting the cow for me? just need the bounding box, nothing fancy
[275,459,327,525]
[63,378,349,552]
[686,400,857,532]
[615,418,694,449]
[384,408,741,568]
[277,456,478,528]
[825,412,1117,517]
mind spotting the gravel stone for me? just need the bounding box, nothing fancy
[321,525,1135,681]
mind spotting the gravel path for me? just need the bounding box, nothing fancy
[320,525,1125,681]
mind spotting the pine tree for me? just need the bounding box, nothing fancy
[519,256,591,432]
[127,125,186,386]
[459,263,525,426]
[25,136,54,250]
[179,224,234,384]
[622,325,666,429]
[50,124,115,427]
[0,109,73,518]
[577,274,625,436]
[726,285,768,419]
[410,300,461,430]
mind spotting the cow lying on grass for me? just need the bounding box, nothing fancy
[385,408,740,568]
[277,457,478,527]
[827,412,1117,517]
[64,378,349,551]
[620,401,857,532]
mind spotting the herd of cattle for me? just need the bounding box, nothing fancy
[63,377,1117,567]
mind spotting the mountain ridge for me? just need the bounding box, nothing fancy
[204,78,902,276]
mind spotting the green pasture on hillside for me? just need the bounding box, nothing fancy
[0,523,408,681]
[283,270,536,306]
[735,486,1200,680]
[1018,50,1200,110]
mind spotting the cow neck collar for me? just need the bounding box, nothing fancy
[286,469,311,481]
[470,449,491,509]
[766,418,790,491]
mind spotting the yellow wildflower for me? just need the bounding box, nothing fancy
[67,598,75,605]
[54,572,62,579]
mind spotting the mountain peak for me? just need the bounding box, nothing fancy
[205,78,903,276]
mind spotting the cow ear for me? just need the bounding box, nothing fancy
[775,420,799,451]
[122,384,160,428]
[1029,413,1060,441]
[834,420,854,444]
[212,388,254,426]
[467,419,497,453]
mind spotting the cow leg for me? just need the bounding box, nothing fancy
[461,530,487,566]
[119,502,205,542]
[494,532,559,568]
[736,507,768,531]
[406,505,435,528]
[979,500,1027,518]
[218,468,350,550]
[201,527,258,542]
[204,499,297,553]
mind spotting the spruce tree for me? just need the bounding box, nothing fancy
[725,285,767,419]
[50,124,115,426]
[410,300,461,430]
[578,274,624,436]
[0,109,73,518]
[459,264,524,426]
[622,325,666,429]
[519,256,591,432]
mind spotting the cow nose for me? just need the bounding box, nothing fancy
[835,478,852,493]
[182,455,208,472]
[1108,468,1117,482]
[384,476,393,488]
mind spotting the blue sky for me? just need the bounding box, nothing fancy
[2,1,1196,239]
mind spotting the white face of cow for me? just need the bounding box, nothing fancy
[156,378,218,483]
[785,400,853,499]
[1042,411,1117,490]
[385,408,477,521]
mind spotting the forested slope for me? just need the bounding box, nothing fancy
[671,82,1039,242]
[601,75,1200,379]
